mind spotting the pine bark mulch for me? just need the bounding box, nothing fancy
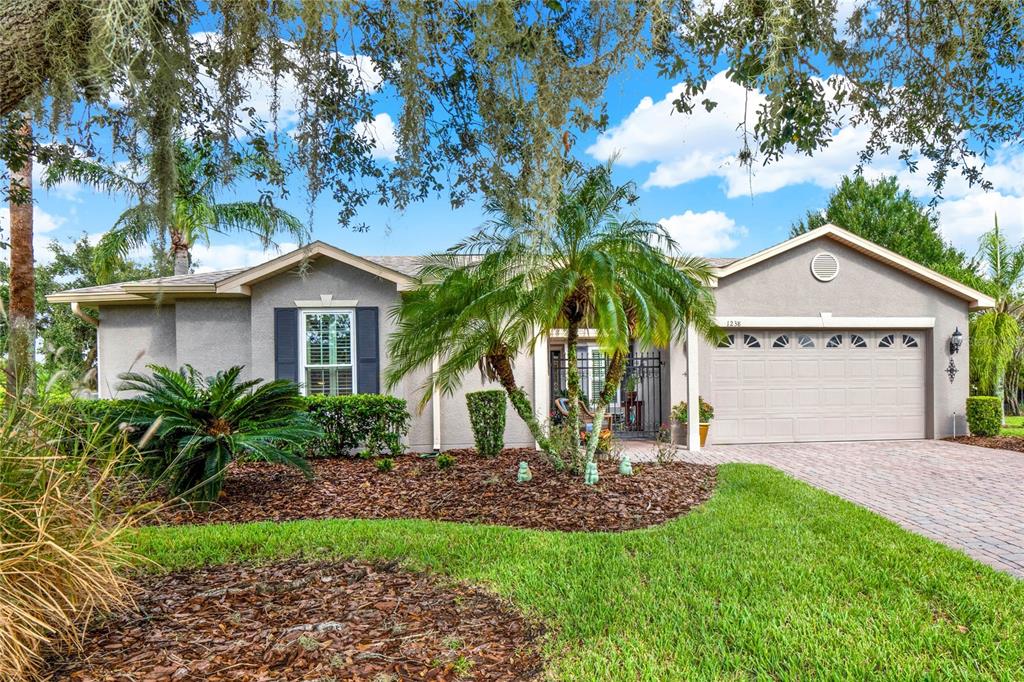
[945,435,1024,454]
[157,448,717,532]
[46,558,544,681]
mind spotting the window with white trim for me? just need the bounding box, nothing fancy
[743,334,761,348]
[826,334,843,348]
[879,334,896,348]
[719,334,735,348]
[850,334,867,348]
[798,334,815,349]
[301,310,356,395]
[772,334,789,348]
[903,334,919,348]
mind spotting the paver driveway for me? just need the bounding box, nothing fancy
[677,440,1024,577]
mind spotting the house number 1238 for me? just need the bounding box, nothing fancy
[725,320,742,327]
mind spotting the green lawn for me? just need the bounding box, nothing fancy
[133,464,1024,680]
[1002,415,1024,436]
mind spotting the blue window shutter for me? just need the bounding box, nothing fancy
[274,308,299,383]
[355,307,379,394]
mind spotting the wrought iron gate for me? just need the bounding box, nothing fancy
[549,350,664,439]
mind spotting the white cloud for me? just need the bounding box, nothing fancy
[936,192,1024,252]
[658,210,747,256]
[188,241,299,272]
[356,113,398,162]
[0,205,65,236]
[32,162,83,202]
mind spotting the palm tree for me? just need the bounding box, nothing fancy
[119,364,319,508]
[43,141,306,277]
[385,256,552,452]
[5,118,34,396]
[970,215,1024,423]
[450,164,719,466]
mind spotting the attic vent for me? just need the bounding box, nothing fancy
[810,252,839,282]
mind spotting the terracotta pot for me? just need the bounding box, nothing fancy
[680,422,710,447]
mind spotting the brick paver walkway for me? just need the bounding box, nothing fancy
[627,439,1024,577]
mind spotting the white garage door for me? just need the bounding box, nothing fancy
[710,330,926,444]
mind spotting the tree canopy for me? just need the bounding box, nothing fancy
[790,175,980,286]
[2,1,1022,229]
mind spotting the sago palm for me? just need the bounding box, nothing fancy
[970,215,1024,421]
[119,365,318,508]
[44,141,305,277]
[451,164,719,466]
[385,256,552,452]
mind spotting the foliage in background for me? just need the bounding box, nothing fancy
[966,396,1002,437]
[3,2,1022,236]
[43,141,305,276]
[0,235,171,394]
[119,365,318,508]
[790,175,979,286]
[672,398,714,424]
[466,390,507,458]
[0,399,142,679]
[969,218,1024,419]
[305,394,410,458]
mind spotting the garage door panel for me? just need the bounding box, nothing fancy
[710,329,926,444]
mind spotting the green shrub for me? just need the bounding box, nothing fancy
[966,396,1002,436]
[120,365,319,508]
[375,457,395,474]
[305,394,410,458]
[437,452,456,470]
[671,397,714,423]
[466,390,506,457]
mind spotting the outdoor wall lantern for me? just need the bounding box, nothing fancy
[949,327,963,355]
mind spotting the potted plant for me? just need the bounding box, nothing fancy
[671,397,714,447]
[624,373,639,400]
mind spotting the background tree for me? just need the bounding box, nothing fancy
[44,141,305,276]
[969,217,1024,424]
[0,235,171,394]
[2,2,1022,234]
[791,175,979,286]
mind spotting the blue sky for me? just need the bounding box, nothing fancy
[6,51,1023,274]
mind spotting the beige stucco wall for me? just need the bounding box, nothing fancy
[667,236,971,440]
[96,304,177,398]
[175,298,252,380]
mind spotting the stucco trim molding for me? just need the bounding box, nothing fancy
[715,313,936,329]
[216,241,413,294]
[294,295,358,308]
[711,224,995,310]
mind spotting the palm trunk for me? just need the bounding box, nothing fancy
[564,321,582,469]
[488,352,551,453]
[6,119,35,398]
[584,349,626,462]
[171,229,190,275]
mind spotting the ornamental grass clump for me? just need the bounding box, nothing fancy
[0,398,143,679]
[119,364,321,509]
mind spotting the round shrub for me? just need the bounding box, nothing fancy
[375,457,395,474]
[966,396,1001,436]
[466,390,506,458]
[436,452,456,470]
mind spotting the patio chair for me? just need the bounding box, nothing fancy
[554,397,612,432]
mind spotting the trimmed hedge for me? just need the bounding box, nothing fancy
[466,390,506,457]
[966,396,1001,437]
[305,394,410,458]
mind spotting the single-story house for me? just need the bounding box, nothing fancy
[49,223,994,451]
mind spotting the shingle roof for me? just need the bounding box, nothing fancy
[56,268,248,297]
[52,250,737,298]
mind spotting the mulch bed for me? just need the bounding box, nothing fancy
[46,558,544,681]
[945,435,1024,453]
[156,448,716,532]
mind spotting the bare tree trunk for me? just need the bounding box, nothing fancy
[170,229,191,275]
[584,349,626,462]
[564,321,582,470]
[488,352,551,454]
[7,119,35,397]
